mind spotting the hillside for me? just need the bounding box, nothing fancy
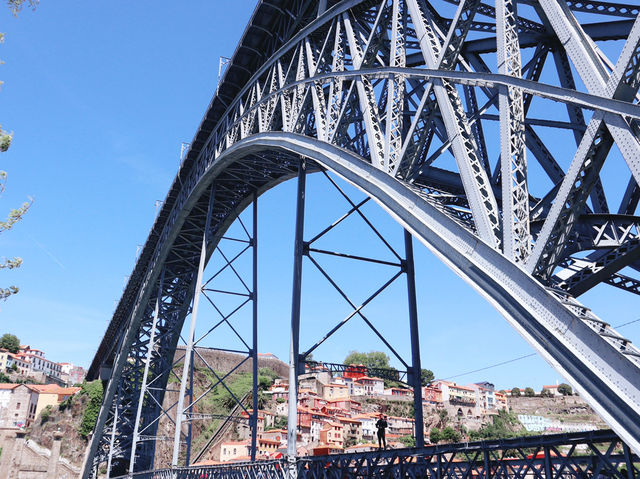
[19,351,607,473]
[28,381,101,467]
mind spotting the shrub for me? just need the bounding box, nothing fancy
[40,405,52,424]
[558,383,572,396]
[399,435,416,447]
[79,380,104,438]
[441,426,461,443]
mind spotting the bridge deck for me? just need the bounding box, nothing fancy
[116,430,638,478]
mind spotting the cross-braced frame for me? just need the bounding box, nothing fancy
[85,1,640,477]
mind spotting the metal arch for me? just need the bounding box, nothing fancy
[212,133,640,452]
[84,0,640,475]
[87,130,640,479]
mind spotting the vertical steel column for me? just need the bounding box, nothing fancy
[404,229,424,448]
[106,395,119,477]
[483,449,491,479]
[251,191,259,461]
[186,347,194,465]
[172,188,215,467]
[287,158,306,472]
[543,445,553,478]
[129,273,164,473]
[622,443,634,479]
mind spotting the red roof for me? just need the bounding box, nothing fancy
[0,384,21,390]
[28,385,80,395]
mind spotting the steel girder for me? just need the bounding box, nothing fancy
[85,0,640,476]
[112,429,638,479]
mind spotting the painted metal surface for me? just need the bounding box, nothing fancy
[83,1,640,476]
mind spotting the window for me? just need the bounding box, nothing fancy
[16,402,20,409]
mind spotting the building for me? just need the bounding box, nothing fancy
[5,353,30,375]
[18,346,62,380]
[0,384,38,428]
[387,415,414,436]
[339,417,363,445]
[384,387,413,398]
[27,384,81,420]
[322,383,349,401]
[58,363,86,386]
[220,440,250,462]
[423,384,443,404]
[258,437,280,456]
[541,385,562,396]
[320,422,344,448]
[343,364,367,380]
[326,398,361,414]
[352,413,378,441]
[518,414,598,434]
[0,348,9,370]
[349,376,384,396]
[494,391,507,409]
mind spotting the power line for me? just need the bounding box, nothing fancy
[443,354,536,380]
[614,317,640,329]
[443,317,640,381]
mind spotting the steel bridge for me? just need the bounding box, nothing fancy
[112,430,640,478]
[83,0,640,477]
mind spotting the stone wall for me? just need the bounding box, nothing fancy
[0,430,79,478]
[177,347,289,378]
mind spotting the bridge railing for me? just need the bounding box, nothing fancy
[114,430,638,479]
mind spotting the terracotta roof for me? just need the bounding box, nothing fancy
[28,385,80,395]
[258,438,280,445]
[338,417,361,423]
[222,440,250,446]
[450,384,475,391]
[347,443,378,450]
[0,383,21,390]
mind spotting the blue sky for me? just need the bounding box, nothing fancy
[0,2,638,392]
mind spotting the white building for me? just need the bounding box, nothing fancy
[518,414,598,433]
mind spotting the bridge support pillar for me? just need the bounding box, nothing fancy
[404,229,424,448]
[287,158,306,476]
[251,191,259,461]
[172,185,215,467]
[129,272,164,473]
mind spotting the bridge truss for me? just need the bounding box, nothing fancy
[84,0,640,477]
[115,430,639,479]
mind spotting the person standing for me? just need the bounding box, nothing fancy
[375,414,388,449]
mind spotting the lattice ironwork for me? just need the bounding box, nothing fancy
[84,1,640,476]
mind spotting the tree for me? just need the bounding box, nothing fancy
[441,426,461,443]
[7,1,39,15]
[420,368,434,386]
[540,388,553,398]
[557,383,572,396]
[1,2,35,301]
[524,387,535,397]
[429,427,442,444]
[344,350,391,370]
[0,333,19,353]
[399,435,416,447]
[511,387,521,397]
